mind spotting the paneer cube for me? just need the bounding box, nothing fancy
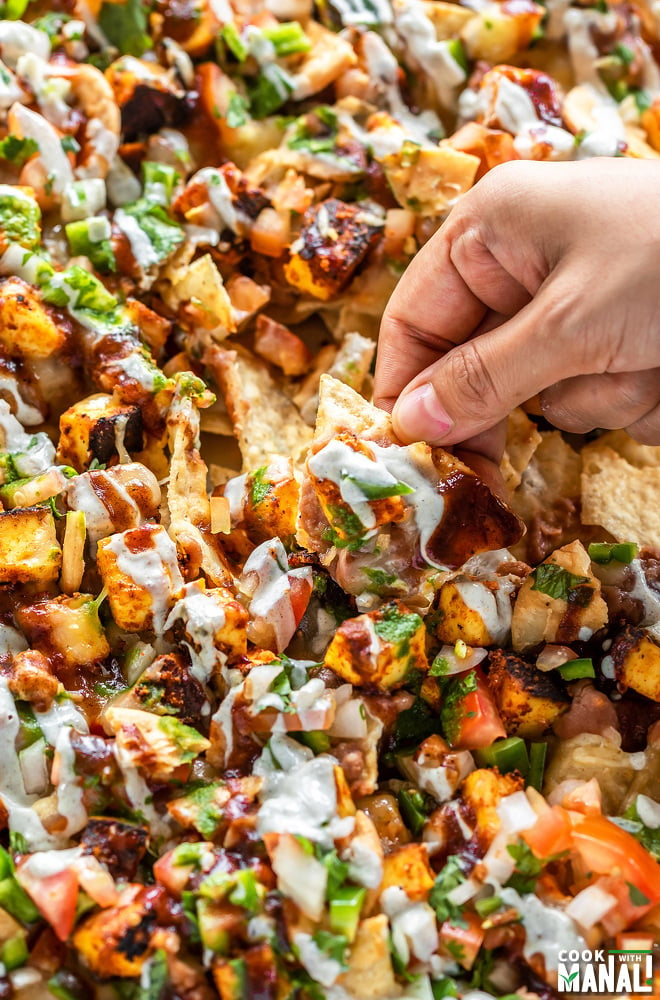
[461,0,544,62]
[487,650,569,737]
[379,843,435,903]
[461,767,524,849]
[0,507,61,585]
[382,146,479,216]
[511,540,608,652]
[166,584,249,679]
[243,460,301,546]
[284,199,382,301]
[96,524,184,633]
[72,887,158,977]
[57,392,144,472]
[611,626,660,702]
[434,579,495,646]
[16,593,109,670]
[325,601,427,689]
[0,277,67,359]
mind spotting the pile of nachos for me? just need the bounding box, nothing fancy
[0,0,657,997]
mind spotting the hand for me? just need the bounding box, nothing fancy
[374,158,660,466]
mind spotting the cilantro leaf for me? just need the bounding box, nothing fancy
[0,136,38,167]
[98,0,152,55]
[430,856,469,927]
[530,563,589,601]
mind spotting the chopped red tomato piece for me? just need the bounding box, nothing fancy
[440,912,485,969]
[19,867,78,942]
[522,805,574,858]
[572,815,660,904]
[288,570,313,626]
[440,667,506,750]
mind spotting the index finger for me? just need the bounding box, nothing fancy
[374,234,485,412]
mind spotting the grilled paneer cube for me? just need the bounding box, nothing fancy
[57,392,144,472]
[325,601,427,689]
[284,199,382,301]
[242,460,301,546]
[6,649,58,711]
[96,524,184,632]
[0,507,61,585]
[435,579,497,646]
[379,843,435,902]
[0,277,67,359]
[16,593,109,671]
[73,885,163,977]
[382,146,479,216]
[610,626,660,702]
[461,767,524,849]
[487,649,569,737]
[166,584,249,681]
[511,540,608,651]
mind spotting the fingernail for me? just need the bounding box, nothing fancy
[393,383,453,442]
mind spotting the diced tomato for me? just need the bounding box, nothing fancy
[440,912,485,970]
[572,815,660,904]
[288,570,313,626]
[522,805,574,859]
[588,875,653,935]
[561,778,601,815]
[441,667,506,750]
[153,850,196,896]
[19,868,78,942]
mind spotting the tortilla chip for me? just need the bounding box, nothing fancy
[315,372,395,445]
[581,444,660,547]
[509,431,583,561]
[205,345,312,471]
[166,391,233,586]
[299,334,376,426]
[501,408,542,491]
[587,429,660,469]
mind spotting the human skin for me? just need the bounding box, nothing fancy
[374,158,660,476]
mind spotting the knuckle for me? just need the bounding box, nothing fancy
[446,341,501,412]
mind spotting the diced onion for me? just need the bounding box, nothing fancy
[496,790,538,834]
[271,833,327,921]
[329,698,368,739]
[60,510,86,595]
[536,645,577,671]
[636,794,660,829]
[565,885,617,929]
[432,644,488,675]
[19,738,49,795]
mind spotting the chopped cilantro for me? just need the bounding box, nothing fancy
[323,504,367,551]
[0,136,38,167]
[373,603,422,657]
[362,567,403,593]
[226,91,250,128]
[505,840,567,893]
[429,655,450,677]
[627,881,650,906]
[430,856,469,927]
[178,783,225,839]
[248,64,294,119]
[60,136,81,155]
[98,0,152,55]
[439,670,478,746]
[220,22,247,61]
[250,466,271,507]
[318,848,350,898]
[311,929,349,968]
[530,563,589,601]
[345,474,413,501]
[120,198,185,262]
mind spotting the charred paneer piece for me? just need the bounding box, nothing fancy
[284,199,382,301]
[243,460,300,546]
[0,507,61,585]
[73,885,169,977]
[213,944,287,1000]
[57,392,144,472]
[80,817,148,880]
[105,56,188,140]
[487,650,569,738]
[325,600,427,689]
[379,843,435,903]
[610,626,660,702]
[461,767,524,850]
[0,276,67,359]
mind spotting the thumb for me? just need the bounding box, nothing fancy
[391,302,580,446]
